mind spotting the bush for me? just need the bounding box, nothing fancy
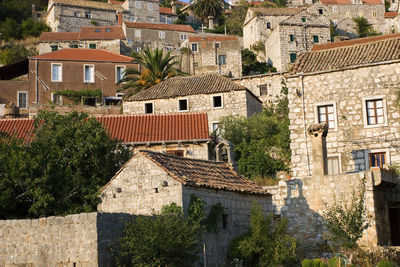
[377,260,394,267]
[302,258,328,267]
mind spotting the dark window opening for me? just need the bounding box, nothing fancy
[301,17,307,22]
[266,22,271,29]
[155,188,159,193]
[218,55,226,65]
[166,150,184,157]
[213,96,222,108]
[89,43,96,49]
[83,97,96,106]
[289,34,295,42]
[389,207,400,245]
[289,53,297,63]
[179,99,188,111]
[369,152,386,168]
[259,84,268,96]
[50,45,58,51]
[318,8,323,14]
[222,214,228,229]
[313,35,319,43]
[145,103,153,114]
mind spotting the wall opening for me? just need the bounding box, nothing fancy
[389,207,400,245]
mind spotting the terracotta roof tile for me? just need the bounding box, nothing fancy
[250,7,304,16]
[320,0,382,4]
[51,0,123,10]
[385,11,398,18]
[124,22,196,33]
[159,6,175,15]
[108,0,123,4]
[142,150,269,195]
[189,35,238,42]
[40,32,79,42]
[292,34,400,74]
[0,113,209,143]
[30,48,133,62]
[127,74,253,101]
[78,26,126,40]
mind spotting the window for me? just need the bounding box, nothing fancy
[372,11,377,18]
[289,34,295,42]
[333,6,338,12]
[147,2,153,11]
[218,55,226,65]
[369,152,386,168]
[83,97,96,106]
[135,1,142,9]
[95,28,100,32]
[159,31,165,38]
[51,93,62,105]
[160,14,165,22]
[85,11,92,19]
[84,65,94,83]
[212,122,219,131]
[166,150,184,157]
[116,65,126,83]
[366,99,384,125]
[222,214,228,229]
[50,45,58,51]
[133,46,141,52]
[89,43,96,49]
[313,35,319,43]
[266,22,271,29]
[74,12,81,17]
[178,99,188,111]
[289,53,297,63]
[144,102,153,114]
[191,43,198,52]
[317,104,336,129]
[327,156,340,175]
[180,33,187,40]
[213,95,222,108]
[129,15,134,22]
[69,43,78,48]
[165,46,173,51]
[51,63,62,82]
[259,84,268,96]
[215,42,221,48]
[17,91,28,109]
[301,17,307,22]
[318,8,323,14]
[134,29,141,38]
[116,93,124,98]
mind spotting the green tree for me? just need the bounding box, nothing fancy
[173,9,188,24]
[0,17,22,41]
[225,0,248,36]
[118,47,187,97]
[192,0,224,23]
[385,0,390,12]
[353,16,379,38]
[276,0,287,7]
[241,48,276,75]
[0,110,131,219]
[161,0,172,7]
[119,203,202,266]
[229,202,297,266]
[20,19,51,39]
[323,178,370,249]
[0,43,37,65]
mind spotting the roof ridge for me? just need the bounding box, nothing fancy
[141,149,226,165]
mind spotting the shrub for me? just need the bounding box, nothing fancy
[377,260,394,267]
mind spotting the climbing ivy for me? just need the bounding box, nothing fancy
[205,202,225,233]
[57,89,102,104]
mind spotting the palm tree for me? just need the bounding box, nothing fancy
[192,0,224,22]
[118,47,187,97]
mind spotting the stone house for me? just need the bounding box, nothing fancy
[98,149,272,266]
[46,0,160,32]
[123,21,196,51]
[38,26,128,55]
[122,74,263,131]
[159,6,178,24]
[277,34,400,249]
[181,35,242,78]
[265,10,330,72]
[384,11,400,33]
[28,48,137,109]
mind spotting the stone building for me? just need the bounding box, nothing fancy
[122,74,263,131]
[265,10,330,71]
[159,6,178,24]
[277,34,400,248]
[384,11,400,33]
[181,35,242,78]
[38,26,128,55]
[123,21,196,51]
[28,48,138,108]
[46,0,160,32]
[99,150,272,266]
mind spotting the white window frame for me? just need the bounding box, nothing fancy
[212,95,223,109]
[326,153,342,175]
[333,5,338,12]
[83,64,95,83]
[180,33,187,40]
[135,1,142,9]
[178,98,189,112]
[314,101,338,132]
[212,122,220,131]
[51,92,63,105]
[144,102,154,114]
[159,31,165,39]
[366,148,391,169]
[134,29,141,38]
[215,42,221,48]
[115,65,126,83]
[191,43,198,52]
[147,2,153,11]
[85,11,92,19]
[362,96,388,128]
[51,63,62,82]
[17,91,28,109]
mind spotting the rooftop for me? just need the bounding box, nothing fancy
[249,7,304,16]
[39,26,125,42]
[141,150,269,195]
[30,48,133,62]
[189,35,238,42]
[384,11,398,18]
[159,6,175,15]
[51,0,123,11]
[126,74,254,101]
[124,22,196,33]
[292,34,400,74]
[320,0,382,4]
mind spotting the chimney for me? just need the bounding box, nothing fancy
[171,0,177,14]
[307,123,328,177]
[117,11,123,26]
[208,16,214,30]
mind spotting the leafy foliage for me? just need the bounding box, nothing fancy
[229,202,297,266]
[0,110,131,219]
[57,89,102,104]
[0,17,50,41]
[353,16,380,38]
[119,203,202,266]
[118,47,187,97]
[302,258,328,267]
[173,9,188,24]
[205,202,225,232]
[161,0,172,7]
[322,178,370,249]
[241,49,276,75]
[0,43,37,65]
[225,0,248,36]
[192,0,224,22]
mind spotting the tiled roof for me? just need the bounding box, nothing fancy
[250,7,303,16]
[189,35,238,42]
[108,0,123,4]
[292,34,400,74]
[124,22,196,33]
[320,0,382,4]
[385,11,398,18]
[30,48,133,62]
[39,26,125,42]
[97,113,209,143]
[361,0,383,4]
[142,150,269,195]
[40,32,79,41]
[51,0,123,11]
[159,6,175,15]
[0,113,209,143]
[127,74,251,101]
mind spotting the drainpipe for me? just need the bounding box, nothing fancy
[35,59,39,103]
[300,73,311,176]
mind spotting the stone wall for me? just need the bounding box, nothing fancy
[38,40,122,55]
[130,142,210,160]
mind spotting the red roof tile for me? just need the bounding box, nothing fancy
[189,35,238,42]
[362,0,383,4]
[124,22,196,33]
[30,48,133,62]
[385,11,398,18]
[108,0,123,4]
[159,6,175,15]
[0,113,209,144]
[40,32,79,42]
[320,0,382,4]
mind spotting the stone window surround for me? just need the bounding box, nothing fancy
[180,33,187,40]
[147,2,153,11]
[83,64,95,83]
[178,98,189,112]
[212,94,223,109]
[115,65,126,84]
[51,63,63,82]
[191,43,198,52]
[135,1,142,9]
[134,29,141,38]
[144,101,154,114]
[332,5,338,12]
[314,101,338,132]
[365,148,391,169]
[361,95,388,129]
[326,153,342,174]
[17,91,28,109]
[159,31,165,39]
[212,121,219,131]
[51,92,63,105]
